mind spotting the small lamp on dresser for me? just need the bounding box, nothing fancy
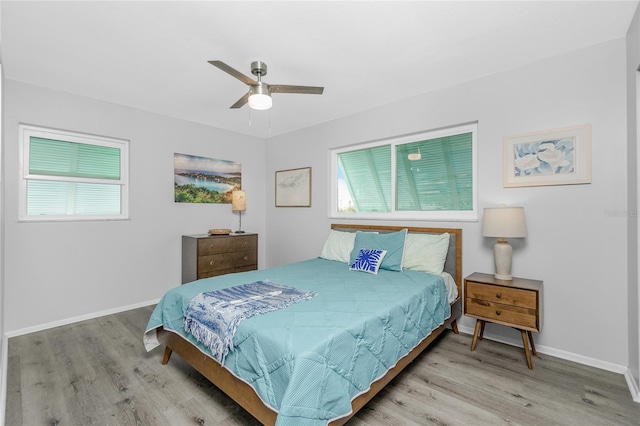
[482,206,527,280]
[232,190,246,234]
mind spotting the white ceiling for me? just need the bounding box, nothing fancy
[2,1,638,139]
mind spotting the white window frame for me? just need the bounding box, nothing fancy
[329,122,478,221]
[19,124,130,222]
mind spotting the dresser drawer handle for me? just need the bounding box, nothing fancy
[243,241,248,246]
[495,309,501,316]
[209,261,215,266]
[244,256,249,261]
[209,244,214,249]
[496,292,502,299]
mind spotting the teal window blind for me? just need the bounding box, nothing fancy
[332,123,476,220]
[337,145,391,213]
[21,125,129,221]
[396,132,473,211]
[29,137,121,180]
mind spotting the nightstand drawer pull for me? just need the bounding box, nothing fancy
[496,309,501,315]
[244,256,248,260]
[496,292,502,299]
[210,261,215,265]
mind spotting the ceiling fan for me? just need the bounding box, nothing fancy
[208,60,324,110]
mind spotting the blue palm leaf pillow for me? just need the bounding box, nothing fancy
[349,249,388,274]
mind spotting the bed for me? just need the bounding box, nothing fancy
[144,224,462,425]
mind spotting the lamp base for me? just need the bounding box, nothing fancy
[493,238,514,281]
[234,230,246,234]
[494,273,513,281]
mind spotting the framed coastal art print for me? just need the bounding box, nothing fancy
[275,167,311,207]
[504,124,591,188]
[174,153,241,203]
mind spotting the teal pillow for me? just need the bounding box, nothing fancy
[349,229,407,271]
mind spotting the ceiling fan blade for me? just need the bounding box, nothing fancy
[270,85,324,95]
[208,60,257,86]
[230,92,249,109]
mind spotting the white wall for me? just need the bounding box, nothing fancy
[627,3,640,396]
[2,80,266,333]
[265,39,629,369]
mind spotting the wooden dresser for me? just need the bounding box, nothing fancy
[464,272,543,369]
[182,233,258,283]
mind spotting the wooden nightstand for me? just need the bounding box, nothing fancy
[464,272,543,369]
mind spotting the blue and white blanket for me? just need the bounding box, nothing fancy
[184,280,317,363]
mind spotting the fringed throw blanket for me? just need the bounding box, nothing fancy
[184,280,317,363]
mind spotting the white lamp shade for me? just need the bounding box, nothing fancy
[482,207,527,238]
[232,190,246,211]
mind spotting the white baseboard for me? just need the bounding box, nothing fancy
[625,369,640,403]
[0,299,160,425]
[4,298,160,338]
[457,324,638,404]
[457,324,628,374]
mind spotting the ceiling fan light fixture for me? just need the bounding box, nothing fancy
[248,83,272,110]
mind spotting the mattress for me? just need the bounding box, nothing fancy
[144,257,451,425]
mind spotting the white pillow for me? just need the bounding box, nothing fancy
[320,230,356,263]
[402,232,450,274]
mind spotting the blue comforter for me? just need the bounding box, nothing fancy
[144,258,450,425]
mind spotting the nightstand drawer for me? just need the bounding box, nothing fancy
[198,251,257,273]
[466,298,538,329]
[466,281,537,309]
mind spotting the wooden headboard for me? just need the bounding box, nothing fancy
[330,224,462,299]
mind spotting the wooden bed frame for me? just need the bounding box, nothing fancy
[157,224,462,425]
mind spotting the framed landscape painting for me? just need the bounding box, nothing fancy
[275,167,311,207]
[504,124,591,188]
[174,153,241,203]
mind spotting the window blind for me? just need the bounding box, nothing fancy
[20,126,128,221]
[396,132,473,211]
[29,137,121,180]
[338,145,391,213]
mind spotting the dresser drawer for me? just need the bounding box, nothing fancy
[182,233,259,284]
[466,281,537,309]
[465,298,538,330]
[198,235,258,256]
[198,250,257,273]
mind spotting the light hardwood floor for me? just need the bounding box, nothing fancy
[5,305,640,425]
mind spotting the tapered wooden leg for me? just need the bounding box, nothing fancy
[479,321,486,340]
[521,330,533,369]
[470,320,483,351]
[162,346,173,365]
[527,331,537,356]
[451,319,459,334]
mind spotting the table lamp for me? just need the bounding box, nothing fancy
[482,206,527,280]
[232,190,246,234]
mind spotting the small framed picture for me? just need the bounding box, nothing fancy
[275,167,311,207]
[504,124,591,188]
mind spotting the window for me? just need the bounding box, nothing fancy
[19,124,129,221]
[331,123,477,221]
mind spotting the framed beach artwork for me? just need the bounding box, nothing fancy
[174,153,241,203]
[504,124,591,188]
[275,167,311,207]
